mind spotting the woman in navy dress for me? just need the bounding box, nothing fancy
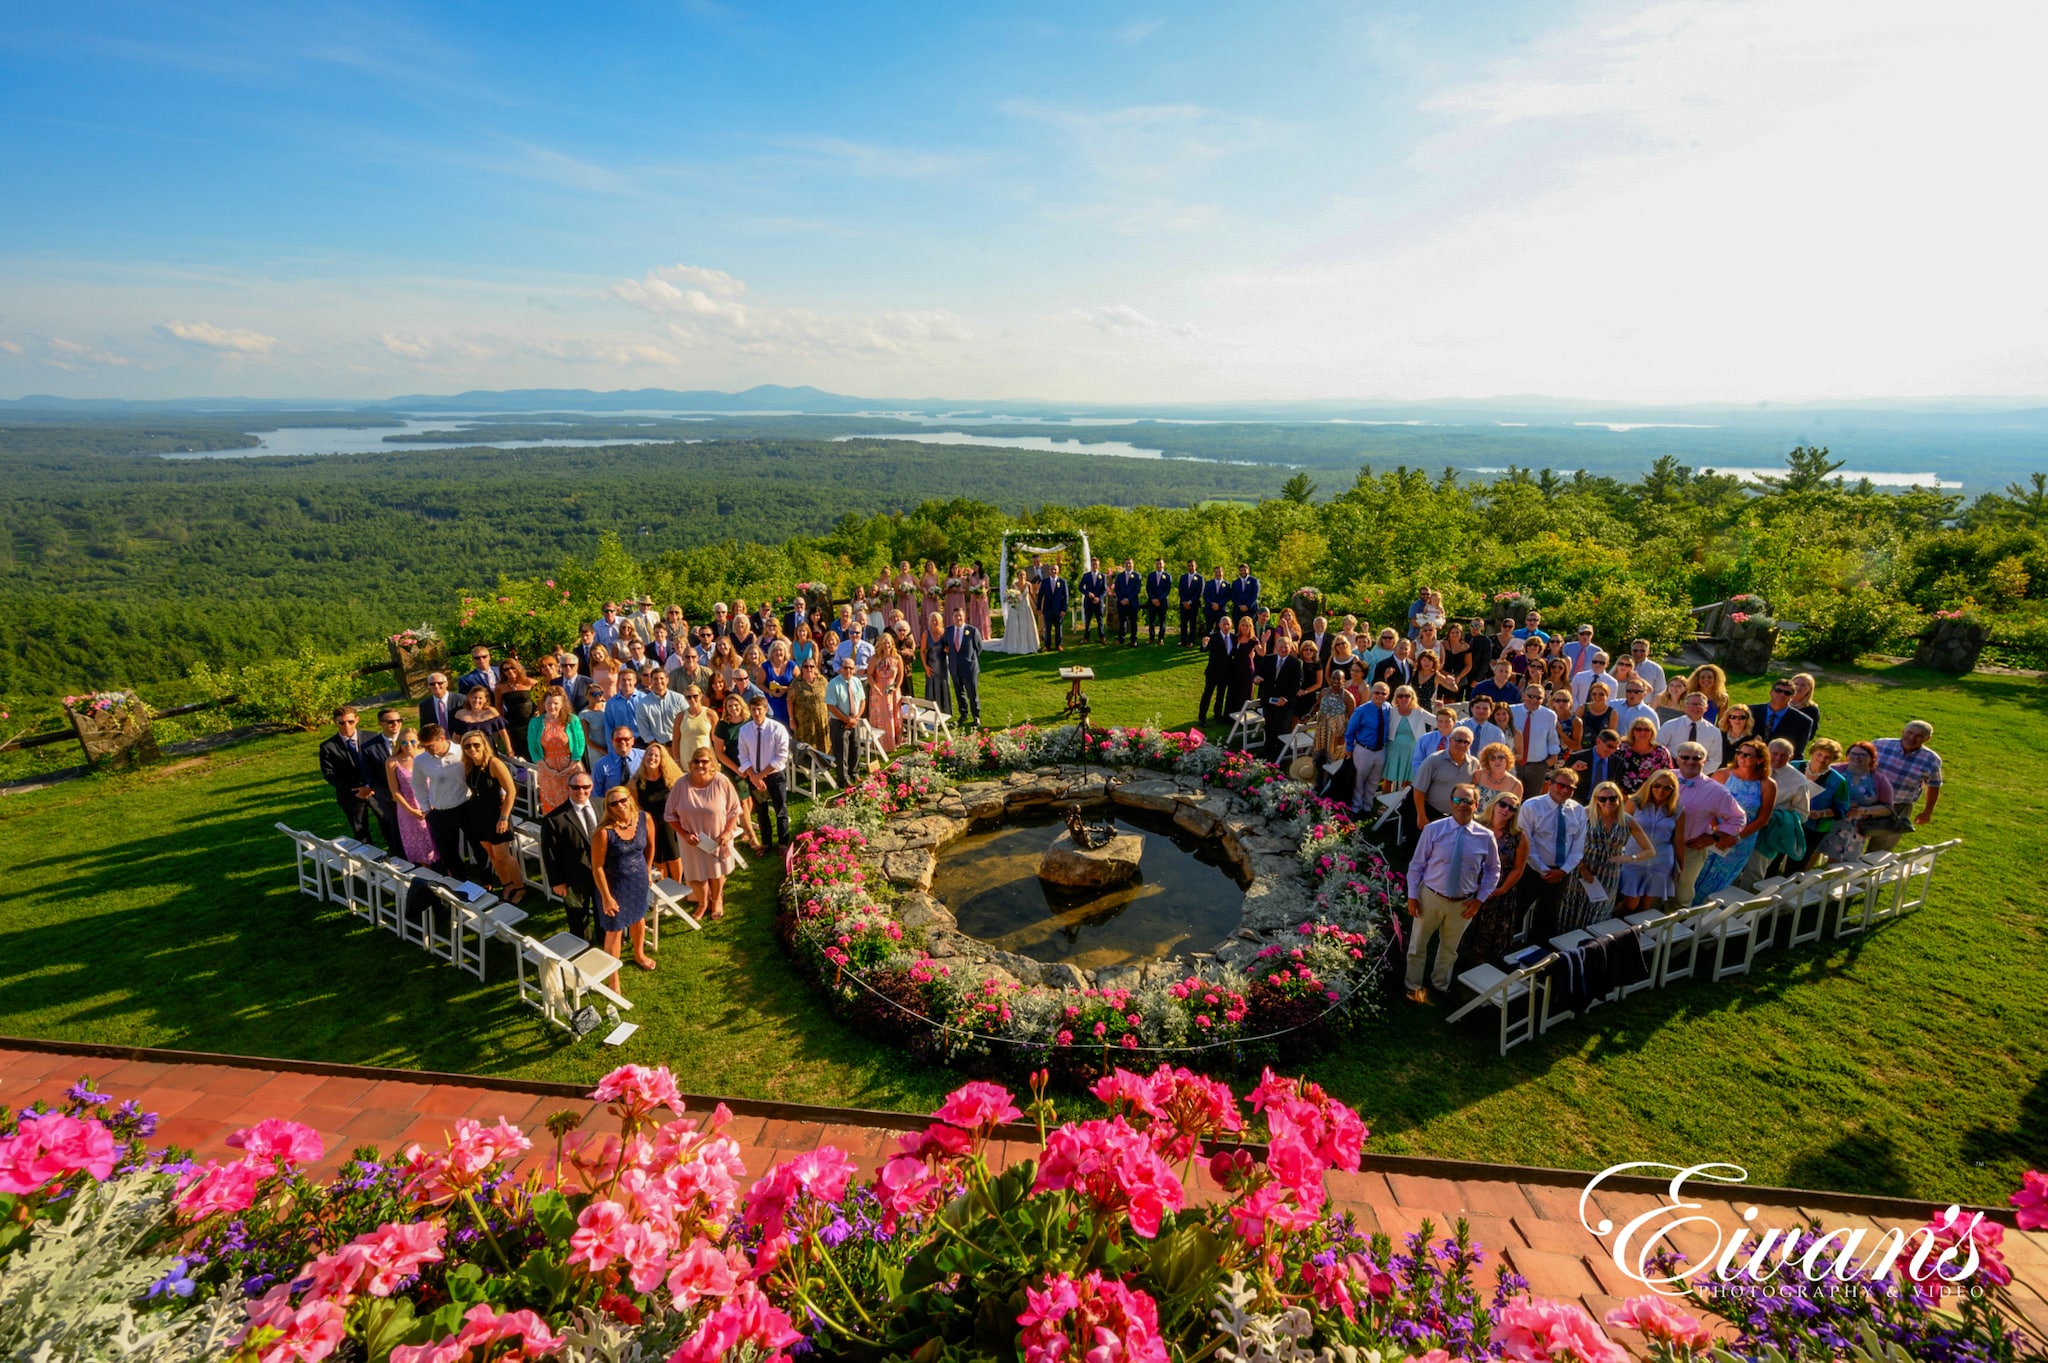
[589,785,657,990]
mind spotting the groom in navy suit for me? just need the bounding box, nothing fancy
[1039,563,1069,652]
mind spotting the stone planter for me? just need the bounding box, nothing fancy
[1287,590,1325,628]
[1913,618,1989,675]
[388,638,447,698]
[1720,619,1780,676]
[68,702,158,770]
[1490,595,1537,627]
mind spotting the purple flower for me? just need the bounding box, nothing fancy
[65,1080,110,1107]
[146,1259,195,1300]
[819,1217,853,1248]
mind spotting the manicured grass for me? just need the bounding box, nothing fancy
[1,639,2041,1205]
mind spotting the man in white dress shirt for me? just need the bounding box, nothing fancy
[1403,784,1501,1002]
[1517,768,1588,941]
[1628,640,1666,695]
[1569,652,1616,708]
[738,693,791,847]
[1611,678,1660,737]
[1657,691,1723,776]
[1509,682,1564,794]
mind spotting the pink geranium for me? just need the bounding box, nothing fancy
[228,1118,325,1168]
[2011,1169,2048,1231]
[742,1146,856,1240]
[240,1293,347,1363]
[568,1200,633,1273]
[1496,1298,1628,1363]
[666,1236,740,1307]
[1091,1069,1163,1119]
[876,1153,946,1232]
[176,1158,263,1218]
[1015,1270,1168,1363]
[0,1112,118,1194]
[669,1282,802,1363]
[1605,1296,1713,1350]
[1031,1117,1186,1239]
[1922,1205,2011,1287]
[932,1080,1023,1132]
[591,1063,685,1120]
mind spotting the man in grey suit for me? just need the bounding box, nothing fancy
[942,606,983,728]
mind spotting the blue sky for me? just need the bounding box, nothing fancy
[3,1,2043,402]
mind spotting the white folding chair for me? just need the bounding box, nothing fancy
[515,932,634,1030]
[508,758,540,819]
[1367,788,1405,835]
[1275,727,1313,762]
[1655,900,1722,986]
[1780,868,1848,949]
[902,696,954,746]
[1620,910,1677,995]
[425,882,498,972]
[1879,842,1945,923]
[856,721,889,767]
[650,876,703,933]
[321,838,377,921]
[1704,896,1777,982]
[509,819,550,896]
[1224,704,1266,752]
[367,857,417,934]
[279,824,326,899]
[792,743,839,800]
[1447,953,1556,1055]
[1832,854,1893,938]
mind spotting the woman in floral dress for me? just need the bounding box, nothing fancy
[1693,740,1775,902]
[1561,780,1654,929]
[866,634,904,751]
[1460,795,1528,965]
[1615,717,1673,796]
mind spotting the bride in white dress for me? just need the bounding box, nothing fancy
[999,569,1041,654]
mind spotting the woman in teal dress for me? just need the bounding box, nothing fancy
[1379,685,1427,787]
[1692,738,1776,903]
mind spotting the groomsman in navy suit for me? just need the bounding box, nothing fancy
[1232,564,1261,622]
[1177,559,1204,647]
[1202,566,1231,637]
[1113,558,1141,646]
[1145,558,1173,645]
[1078,562,1108,643]
[1039,563,1070,651]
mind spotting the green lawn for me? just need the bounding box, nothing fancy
[2,641,2042,1205]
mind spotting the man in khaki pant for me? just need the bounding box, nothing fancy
[1404,783,1501,1003]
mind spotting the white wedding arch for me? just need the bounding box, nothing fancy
[995,528,1092,598]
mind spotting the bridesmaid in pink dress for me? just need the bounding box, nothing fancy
[918,561,942,645]
[943,562,967,624]
[894,561,919,633]
[866,635,904,751]
[967,560,992,638]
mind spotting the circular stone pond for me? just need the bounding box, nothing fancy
[930,806,1250,970]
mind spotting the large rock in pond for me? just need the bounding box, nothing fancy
[1039,829,1143,889]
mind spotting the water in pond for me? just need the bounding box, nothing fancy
[932,807,1248,969]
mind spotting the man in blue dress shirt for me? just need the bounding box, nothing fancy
[1343,682,1393,811]
[1404,784,1501,1001]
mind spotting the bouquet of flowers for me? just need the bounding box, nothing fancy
[63,690,143,716]
[1006,588,1023,606]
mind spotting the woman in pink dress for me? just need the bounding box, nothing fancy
[943,561,967,624]
[894,561,919,631]
[967,559,993,638]
[663,746,743,922]
[383,729,439,864]
[526,686,585,812]
[867,634,903,751]
[918,561,942,645]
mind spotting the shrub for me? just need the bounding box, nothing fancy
[1548,580,1696,656]
[187,645,363,731]
[1785,583,1924,663]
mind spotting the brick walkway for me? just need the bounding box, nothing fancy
[5,1041,2043,1341]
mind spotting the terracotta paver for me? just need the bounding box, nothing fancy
[4,1039,2041,1352]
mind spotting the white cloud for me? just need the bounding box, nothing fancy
[1199,0,2048,401]
[0,339,22,355]
[374,332,497,363]
[1116,19,1165,45]
[774,136,984,179]
[159,319,281,354]
[526,337,684,367]
[612,263,972,358]
[1070,304,1203,341]
[46,337,132,368]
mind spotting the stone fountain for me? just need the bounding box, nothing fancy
[1039,805,1143,888]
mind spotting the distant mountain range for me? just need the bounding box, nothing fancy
[5,385,2046,427]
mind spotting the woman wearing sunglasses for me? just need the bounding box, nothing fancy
[381,727,439,865]
[590,780,658,983]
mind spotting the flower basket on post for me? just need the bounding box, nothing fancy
[386,626,445,699]
[1913,611,1989,674]
[794,581,834,621]
[1490,590,1536,627]
[1287,587,1323,628]
[1720,612,1780,675]
[64,691,157,770]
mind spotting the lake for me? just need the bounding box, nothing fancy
[162,416,703,459]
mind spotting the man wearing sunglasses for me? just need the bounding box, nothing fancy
[1404,783,1500,1004]
[457,646,499,697]
[1748,680,1816,759]
[1516,767,1587,940]
[540,774,602,941]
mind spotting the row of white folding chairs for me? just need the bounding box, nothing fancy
[1448,838,1962,1054]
